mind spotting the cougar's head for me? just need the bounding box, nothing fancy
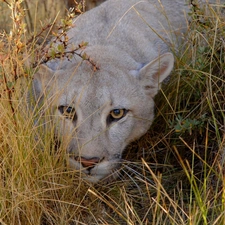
[31,47,174,183]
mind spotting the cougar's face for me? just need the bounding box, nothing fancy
[32,46,173,183]
[49,66,154,183]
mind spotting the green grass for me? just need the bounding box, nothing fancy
[0,0,225,224]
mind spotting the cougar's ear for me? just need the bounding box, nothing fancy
[32,64,54,102]
[138,53,174,96]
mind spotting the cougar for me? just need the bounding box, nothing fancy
[32,0,189,183]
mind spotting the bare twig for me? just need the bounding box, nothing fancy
[2,0,10,6]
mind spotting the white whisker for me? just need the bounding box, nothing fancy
[122,162,154,185]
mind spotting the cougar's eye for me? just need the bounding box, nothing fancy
[107,109,128,124]
[58,106,76,120]
[110,109,126,119]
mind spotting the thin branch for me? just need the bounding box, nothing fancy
[2,0,10,6]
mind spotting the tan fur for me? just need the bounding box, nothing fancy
[32,0,189,183]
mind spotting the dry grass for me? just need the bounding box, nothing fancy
[0,0,225,224]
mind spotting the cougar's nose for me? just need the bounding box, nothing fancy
[75,156,100,168]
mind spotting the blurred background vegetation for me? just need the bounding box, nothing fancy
[0,0,106,34]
